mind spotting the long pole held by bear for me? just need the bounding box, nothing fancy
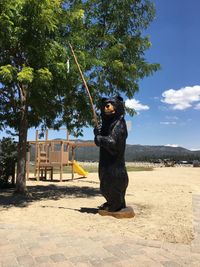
[69,43,99,127]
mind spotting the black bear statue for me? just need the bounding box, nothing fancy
[94,96,129,212]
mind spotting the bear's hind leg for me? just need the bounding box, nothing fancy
[98,202,109,210]
[107,191,126,212]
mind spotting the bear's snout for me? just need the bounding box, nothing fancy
[104,103,115,114]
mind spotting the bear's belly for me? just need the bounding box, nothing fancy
[99,165,128,186]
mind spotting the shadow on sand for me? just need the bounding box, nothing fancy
[0,184,101,209]
[40,204,99,214]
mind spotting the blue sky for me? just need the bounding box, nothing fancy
[126,0,200,150]
[1,0,200,150]
[89,0,200,150]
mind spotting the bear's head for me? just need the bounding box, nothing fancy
[100,96,125,120]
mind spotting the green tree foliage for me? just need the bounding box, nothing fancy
[83,0,159,97]
[0,0,159,193]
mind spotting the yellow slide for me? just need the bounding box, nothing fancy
[73,160,88,177]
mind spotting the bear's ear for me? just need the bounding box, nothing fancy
[101,97,107,103]
[115,95,123,102]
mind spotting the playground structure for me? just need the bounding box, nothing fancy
[26,129,95,181]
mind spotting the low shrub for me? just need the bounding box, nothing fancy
[0,137,17,188]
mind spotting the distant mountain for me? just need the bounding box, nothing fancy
[125,144,200,162]
[69,142,200,162]
[29,139,200,162]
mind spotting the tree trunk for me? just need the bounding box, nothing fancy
[15,110,28,194]
[15,87,28,194]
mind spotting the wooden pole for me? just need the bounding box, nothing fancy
[35,130,39,178]
[45,129,48,141]
[37,143,40,181]
[66,130,69,165]
[26,150,30,180]
[45,129,48,163]
[66,129,69,141]
[60,141,63,182]
[69,43,99,127]
[71,146,75,180]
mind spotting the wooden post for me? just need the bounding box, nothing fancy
[26,149,30,180]
[45,129,48,141]
[37,143,40,181]
[34,130,39,178]
[45,129,48,163]
[66,130,69,166]
[60,141,64,182]
[66,129,69,141]
[71,146,75,180]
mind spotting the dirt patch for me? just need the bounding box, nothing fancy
[1,167,200,244]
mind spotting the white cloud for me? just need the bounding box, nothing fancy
[194,103,200,110]
[161,85,200,110]
[125,99,149,111]
[190,147,200,151]
[165,144,179,148]
[160,121,177,125]
[165,115,179,120]
[126,120,132,131]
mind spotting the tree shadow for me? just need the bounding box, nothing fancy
[28,176,88,182]
[0,184,101,209]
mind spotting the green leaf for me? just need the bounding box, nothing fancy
[17,67,34,84]
[0,65,16,83]
[111,60,124,71]
[72,9,84,20]
[37,68,52,83]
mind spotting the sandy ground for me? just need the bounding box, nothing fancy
[1,167,200,245]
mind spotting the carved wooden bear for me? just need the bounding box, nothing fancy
[94,96,129,212]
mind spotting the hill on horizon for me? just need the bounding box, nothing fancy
[68,141,200,162]
[27,138,200,162]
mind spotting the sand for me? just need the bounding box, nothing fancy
[1,167,200,245]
